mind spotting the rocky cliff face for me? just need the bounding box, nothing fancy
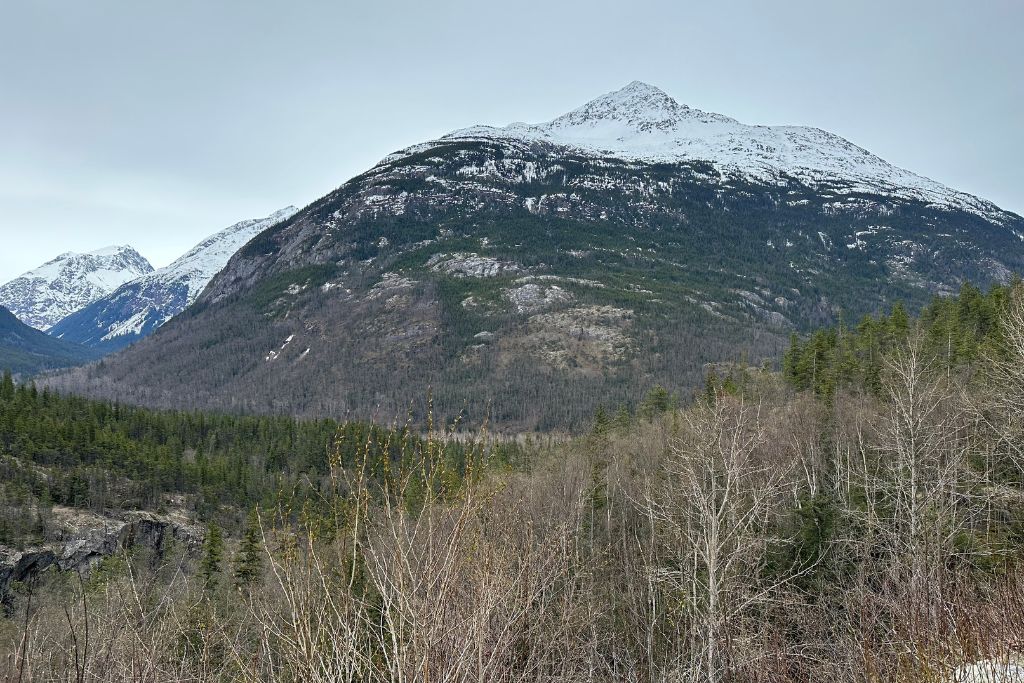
[0,507,202,601]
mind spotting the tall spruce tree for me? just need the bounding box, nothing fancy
[1,370,13,401]
[234,510,264,590]
[200,523,224,591]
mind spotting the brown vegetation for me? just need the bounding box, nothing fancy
[7,298,1024,681]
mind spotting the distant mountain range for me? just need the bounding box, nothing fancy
[0,246,153,330]
[45,82,1024,428]
[0,305,98,375]
[49,207,298,352]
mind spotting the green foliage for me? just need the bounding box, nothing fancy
[201,523,224,590]
[0,381,501,548]
[591,405,612,436]
[638,385,674,420]
[233,510,264,590]
[782,283,1015,398]
[246,264,339,314]
[1,370,13,401]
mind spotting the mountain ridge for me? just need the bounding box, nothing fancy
[416,82,1009,223]
[49,207,299,351]
[0,305,98,375]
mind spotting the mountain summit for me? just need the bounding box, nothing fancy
[50,83,1024,428]
[547,81,739,130]
[0,246,153,330]
[438,81,998,218]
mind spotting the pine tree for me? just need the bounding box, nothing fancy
[639,385,672,420]
[1,370,13,401]
[591,405,611,436]
[614,404,632,432]
[234,511,264,590]
[782,334,801,385]
[703,369,720,405]
[200,523,224,591]
[888,303,910,343]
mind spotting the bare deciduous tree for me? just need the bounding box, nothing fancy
[642,396,795,682]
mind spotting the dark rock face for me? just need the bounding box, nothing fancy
[0,510,202,602]
[0,549,56,589]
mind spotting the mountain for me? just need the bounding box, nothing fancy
[48,207,299,352]
[0,305,98,375]
[0,246,153,330]
[48,82,1024,429]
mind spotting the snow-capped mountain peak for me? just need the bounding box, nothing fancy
[48,206,299,351]
[0,245,153,330]
[431,81,1002,221]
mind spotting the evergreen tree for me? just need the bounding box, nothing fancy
[782,334,801,385]
[200,523,224,591]
[234,511,264,590]
[1,370,13,401]
[614,404,632,431]
[887,303,910,342]
[591,405,611,436]
[703,369,720,405]
[639,385,672,420]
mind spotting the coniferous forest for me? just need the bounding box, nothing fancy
[2,282,1024,681]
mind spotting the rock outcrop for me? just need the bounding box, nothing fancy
[0,508,203,601]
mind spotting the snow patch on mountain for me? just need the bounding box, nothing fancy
[0,246,153,330]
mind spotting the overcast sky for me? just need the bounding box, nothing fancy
[1,0,1021,283]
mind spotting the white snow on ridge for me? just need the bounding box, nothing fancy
[0,246,154,330]
[96,206,300,341]
[146,206,300,308]
[389,81,1006,221]
[44,206,299,348]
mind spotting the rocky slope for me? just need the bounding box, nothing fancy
[49,207,298,352]
[0,246,153,330]
[51,82,1024,429]
[0,305,98,375]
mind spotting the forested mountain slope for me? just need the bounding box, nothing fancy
[0,306,98,375]
[50,83,1024,429]
[7,282,1024,681]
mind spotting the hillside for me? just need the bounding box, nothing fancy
[7,282,1024,682]
[0,305,98,375]
[0,246,153,330]
[49,207,298,352]
[49,83,1024,429]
